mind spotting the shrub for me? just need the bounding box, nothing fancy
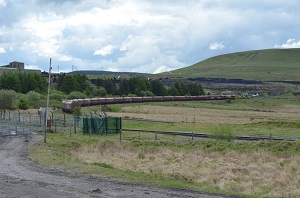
[67,91,87,100]
[50,93,64,101]
[0,89,17,109]
[18,99,29,110]
[212,126,234,142]
[91,162,114,169]
[27,91,41,108]
[108,105,121,112]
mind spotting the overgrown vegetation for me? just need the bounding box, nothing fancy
[0,89,17,109]
[30,131,300,197]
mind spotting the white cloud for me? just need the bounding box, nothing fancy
[0,0,6,7]
[153,66,172,74]
[274,38,300,48]
[209,42,225,50]
[94,45,114,56]
[0,47,6,53]
[25,64,40,70]
[1,1,300,73]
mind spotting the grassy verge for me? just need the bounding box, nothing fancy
[30,131,300,197]
[122,120,300,138]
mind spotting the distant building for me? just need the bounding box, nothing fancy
[0,61,41,76]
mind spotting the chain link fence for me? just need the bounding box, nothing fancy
[0,110,121,137]
[0,113,44,136]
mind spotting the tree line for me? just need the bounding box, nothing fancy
[0,72,47,94]
[55,74,204,97]
[0,72,205,109]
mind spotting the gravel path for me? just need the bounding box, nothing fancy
[0,134,240,198]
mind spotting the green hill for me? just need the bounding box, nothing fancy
[163,48,300,81]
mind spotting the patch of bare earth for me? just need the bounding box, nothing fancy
[71,143,300,197]
[107,105,300,124]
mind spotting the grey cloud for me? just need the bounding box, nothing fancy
[1,0,300,73]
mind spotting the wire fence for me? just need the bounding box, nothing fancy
[0,110,121,137]
[0,114,43,136]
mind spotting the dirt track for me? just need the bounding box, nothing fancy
[0,134,238,198]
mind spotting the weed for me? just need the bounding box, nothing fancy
[91,162,114,169]
[212,126,234,142]
[138,152,145,159]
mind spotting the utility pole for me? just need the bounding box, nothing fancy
[45,58,52,143]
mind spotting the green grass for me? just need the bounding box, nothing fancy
[159,48,300,81]
[29,131,300,197]
[29,132,231,195]
[123,120,300,138]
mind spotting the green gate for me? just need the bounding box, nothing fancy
[83,117,121,135]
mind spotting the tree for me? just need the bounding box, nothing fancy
[73,73,88,92]
[118,79,131,96]
[95,86,107,97]
[60,75,77,94]
[150,79,166,96]
[0,89,17,109]
[104,79,116,95]
[129,77,151,96]
[0,73,21,92]
[187,82,204,96]
[27,91,41,108]
[167,85,180,96]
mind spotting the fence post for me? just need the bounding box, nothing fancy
[155,131,157,141]
[120,129,122,142]
[192,132,194,141]
[51,111,53,123]
[73,115,76,134]
[15,116,18,135]
[63,113,66,127]
[17,110,20,122]
[22,116,25,135]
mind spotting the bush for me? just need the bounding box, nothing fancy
[0,89,17,109]
[27,91,41,108]
[50,93,64,101]
[108,105,121,112]
[18,99,29,110]
[212,126,234,142]
[67,91,87,100]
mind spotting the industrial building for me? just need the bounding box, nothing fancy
[0,61,41,76]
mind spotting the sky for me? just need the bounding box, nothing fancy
[0,0,300,74]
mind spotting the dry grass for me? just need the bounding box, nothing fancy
[106,104,300,124]
[71,142,300,197]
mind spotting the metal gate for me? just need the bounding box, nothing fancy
[0,114,44,136]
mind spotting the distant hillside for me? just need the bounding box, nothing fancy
[163,48,300,81]
[69,70,147,76]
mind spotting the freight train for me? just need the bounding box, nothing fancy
[61,95,235,113]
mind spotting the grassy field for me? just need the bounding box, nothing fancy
[103,98,300,137]
[30,97,300,197]
[159,48,300,81]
